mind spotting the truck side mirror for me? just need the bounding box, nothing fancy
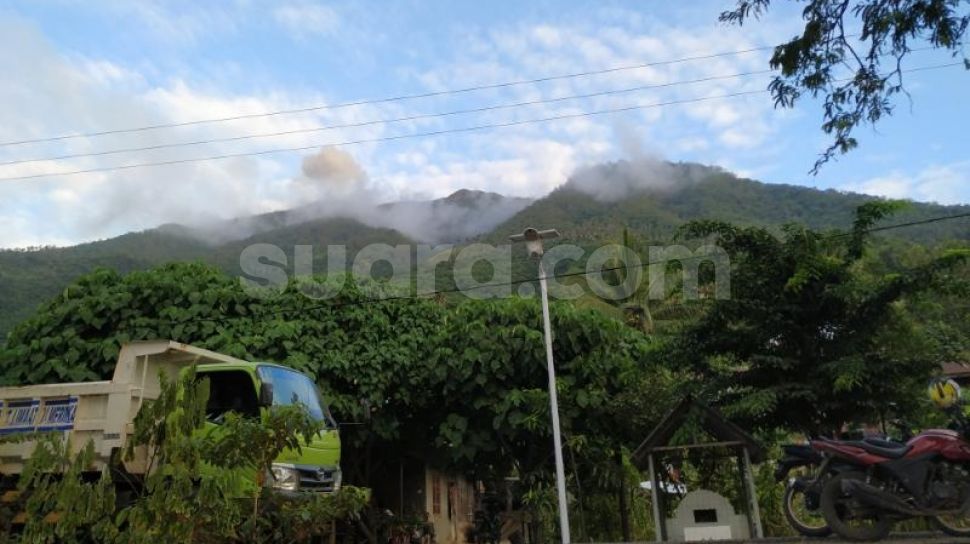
[259,382,274,407]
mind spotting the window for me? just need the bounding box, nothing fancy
[257,365,333,427]
[447,481,455,520]
[693,509,718,523]
[199,370,259,420]
[432,474,441,515]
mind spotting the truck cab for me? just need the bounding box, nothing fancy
[197,362,342,492]
[0,340,341,496]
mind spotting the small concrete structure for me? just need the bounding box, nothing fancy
[667,489,749,542]
[632,395,765,542]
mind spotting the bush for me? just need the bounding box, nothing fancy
[0,369,368,543]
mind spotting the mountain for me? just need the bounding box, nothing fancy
[2,162,968,339]
[486,162,970,245]
[0,190,529,337]
[157,189,532,246]
[378,189,533,243]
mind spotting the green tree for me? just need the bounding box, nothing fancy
[11,437,116,543]
[0,262,672,542]
[3,369,367,543]
[672,202,969,433]
[721,0,969,171]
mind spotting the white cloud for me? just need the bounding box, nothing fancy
[273,3,340,38]
[0,4,807,248]
[9,3,924,249]
[380,136,582,199]
[843,161,970,205]
[102,2,244,45]
[384,9,788,198]
[674,136,710,152]
[0,15,396,248]
[74,58,146,89]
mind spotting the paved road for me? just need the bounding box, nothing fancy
[596,533,965,543]
[696,533,961,543]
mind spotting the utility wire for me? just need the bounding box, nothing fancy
[0,68,775,167]
[164,210,970,325]
[2,61,957,183]
[829,211,970,237]
[0,89,769,181]
[0,44,781,147]
[1,45,936,166]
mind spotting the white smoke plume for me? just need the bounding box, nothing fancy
[179,147,532,245]
[562,123,722,202]
[565,157,722,201]
[301,146,367,185]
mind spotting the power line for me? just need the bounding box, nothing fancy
[447,210,970,295]
[0,88,770,182]
[1,61,957,183]
[166,210,970,325]
[0,44,781,148]
[2,46,940,167]
[0,68,776,167]
[831,210,970,237]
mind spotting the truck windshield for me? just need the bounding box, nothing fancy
[256,366,335,429]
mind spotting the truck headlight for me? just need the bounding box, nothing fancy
[269,464,300,491]
[333,469,342,491]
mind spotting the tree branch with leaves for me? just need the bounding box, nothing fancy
[721,0,969,172]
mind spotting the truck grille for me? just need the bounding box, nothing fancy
[296,465,341,492]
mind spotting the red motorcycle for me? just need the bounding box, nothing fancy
[812,383,970,541]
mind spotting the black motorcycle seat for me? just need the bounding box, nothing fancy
[846,439,912,459]
[863,437,899,449]
[781,444,817,459]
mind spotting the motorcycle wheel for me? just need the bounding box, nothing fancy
[783,480,832,537]
[819,471,892,542]
[934,513,970,537]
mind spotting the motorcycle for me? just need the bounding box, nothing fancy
[776,422,913,537]
[775,442,831,537]
[776,438,900,537]
[813,379,970,541]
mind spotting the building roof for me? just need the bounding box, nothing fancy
[631,395,765,465]
[942,362,970,379]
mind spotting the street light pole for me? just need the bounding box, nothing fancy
[509,227,570,544]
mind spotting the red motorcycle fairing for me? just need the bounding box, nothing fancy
[811,429,970,465]
[811,437,888,465]
[908,430,970,462]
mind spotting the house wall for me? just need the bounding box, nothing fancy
[424,467,475,544]
[365,456,428,515]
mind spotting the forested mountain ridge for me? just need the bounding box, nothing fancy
[3,161,968,340]
[485,163,970,245]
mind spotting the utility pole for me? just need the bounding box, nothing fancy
[509,227,570,544]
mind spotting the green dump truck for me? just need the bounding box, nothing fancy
[0,340,341,494]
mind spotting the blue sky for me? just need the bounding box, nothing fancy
[0,0,967,248]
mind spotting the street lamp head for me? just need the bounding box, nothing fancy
[509,227,560,258]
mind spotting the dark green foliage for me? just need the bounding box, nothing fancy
[12,438,117,543]
[2,188,967,540]
[864,239,970,364]
[0,263,254,384]
[671,202,969,433]
[0,261,679,542]
[0,217,413,341]
[721,0,969,171]
[1,371,368,543]
[488,164,970,245]
[119,370,366,543]
[4,163,969,340]
[0,262,666,487]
